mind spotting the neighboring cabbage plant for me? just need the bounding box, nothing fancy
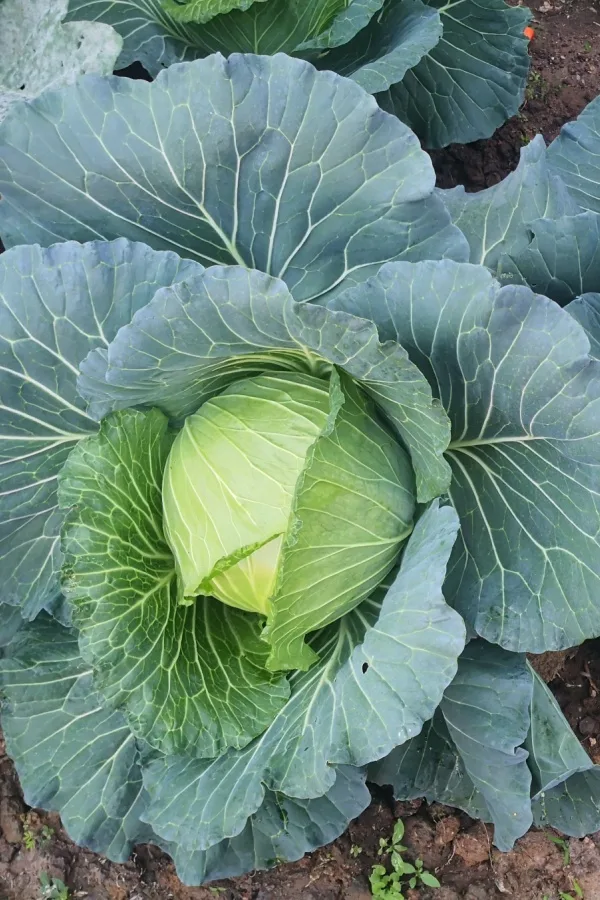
[0,0,122,123]
[1,56,600,885]
[62,0,531,147]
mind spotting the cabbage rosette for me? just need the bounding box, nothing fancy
[1,55,600,887]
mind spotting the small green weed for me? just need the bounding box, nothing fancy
[38,874,70,900]
[526,71,551,102]
[369,820,440,898]
[559,879,584,900]
[547,833,571,867]
[21,815,36,851]
[39,825,55,848]
[350,844,363,858]
[208,889,226,895]
[584,41,592,51]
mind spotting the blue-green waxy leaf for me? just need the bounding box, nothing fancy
[371,642,533,851]
[370,712,492,824]
[377,0,531,148]
[0,239,202,621]
[440,136,579,273]
[80,265,452,505]
[159,766,371,885]
[0,0,122,124]
[0,54,467,297]
[527,665,600,837]
[0,605,23,648]
[58,407,290,758]
[0,615,153,861]
[331,259,600,653]
[140,502,464,851]
[548,95,600,214]
[309,0,442,95]
[567,294,600,362]
[498,212,600,305]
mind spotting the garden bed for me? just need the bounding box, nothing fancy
[2,1,600,897]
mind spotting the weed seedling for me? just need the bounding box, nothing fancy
[547,833,571,867]
[39,874,69,900]
[559,879,584,900]
[370,820,440,898]
[21,815,36,851]
[350,844,363,858]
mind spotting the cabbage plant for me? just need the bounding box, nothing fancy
[1,56,600,885]
[61,0,531,147]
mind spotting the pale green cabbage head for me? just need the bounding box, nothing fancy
[163,370,416,633]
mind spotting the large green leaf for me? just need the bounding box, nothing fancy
[58,408,290,757]
[160,0,267,24]
[79,266,451,504]
[567,294,600,362]
[0,0,122,123]
[440,136,578,272]
[371,642,533,851]
[548,95,600,214]
[309,0,442,95]
[498,212,600,305]
[0,615,153,861]
[65,0,377,72]
[377,0,531,148]
[0,240,202,620]
[0,605,22,648]
[527,665,600,837]
[331,259,600,652]
[0,54,467,298]
[140,502,464,850]
[159,766,371,885]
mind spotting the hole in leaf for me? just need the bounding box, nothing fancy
[362,662,369,674]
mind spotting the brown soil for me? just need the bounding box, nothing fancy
[431,0,600,189]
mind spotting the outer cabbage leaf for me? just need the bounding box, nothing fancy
[378,0,531,148]
[159,766,370,885]
[567,294,600,362]
[0,615,153,861]
[331,259,600,653]
[498,212,600,305]
[58,408,290,757]
[140,502,465,851]
[440,136,579,272]
[0,54,467,298]
[527,665,600,837]
[0,240,202,621]
[0,614,368,883]
[0,0,122,124]
[80,266,452,504]
[160,0,267,24]
[548,95,600,214]
[0,605,23,648]
[309,0,442,95]
[371,642,533,851]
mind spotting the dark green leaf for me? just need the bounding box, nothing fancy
[58,408,289,757]
[378,0,531,147]
[0,240,201,620]
[0,55,466,296]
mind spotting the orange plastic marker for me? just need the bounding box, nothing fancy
[524,25,535,40]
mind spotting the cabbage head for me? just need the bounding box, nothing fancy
[1,55,600,887]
